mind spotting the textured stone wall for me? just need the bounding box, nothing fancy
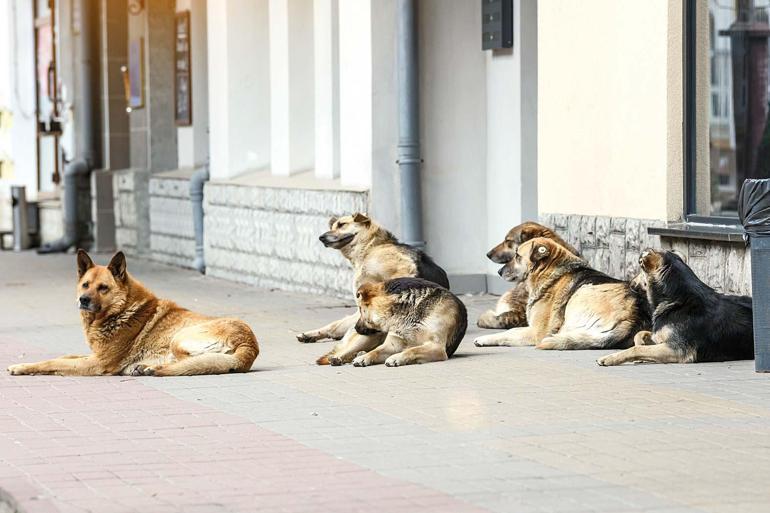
[149,175,195,268]
[204,183,368,297]
[541,213,751,295]
[113,169,150,256]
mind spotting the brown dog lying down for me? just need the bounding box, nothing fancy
[474,237,649,350]
[7,250,259,377]
[351,278,467,367]
[597,249,754,366]
[479,222,579,329]
[296,213,450,366]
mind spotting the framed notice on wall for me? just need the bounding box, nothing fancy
[175,11,192,126]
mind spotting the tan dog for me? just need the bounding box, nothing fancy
[474,238,648,349]
[296,213,449,366]
[479,222,579,329]
[7,250,259,376]
[351,278,467,367]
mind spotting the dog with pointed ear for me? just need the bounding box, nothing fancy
[8,249,260,377]
[474,237,650,351]
[297,211,451,366]
[497,237,560,283]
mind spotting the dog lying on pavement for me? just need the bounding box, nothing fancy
[479,222,579,330]
[474,237,649,350]
[597,249,754,366]
[7,250,259,377]
[351,278,467,367]
[296,213,450,365]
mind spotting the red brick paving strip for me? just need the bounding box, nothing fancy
[0,342,487,513]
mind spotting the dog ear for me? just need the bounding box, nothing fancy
[108,251,127,281]
[531,243,551,262]
[352,212,371,225]
[356,283,374,303]
[77,249,94,278]
[328,216,338,229]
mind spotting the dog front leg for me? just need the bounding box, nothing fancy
[352,333,407,367]
[297,312,359,343]
[317,329,385,365]
[474,327,541,347]
[477,309,527,329]
[596,343,681,366]
[8,355,107,376]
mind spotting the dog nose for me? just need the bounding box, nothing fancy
[79,296,91,307]
[486,249,494,259]
[497,267,504,277]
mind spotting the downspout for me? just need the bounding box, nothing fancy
[38,0,97,253]
[397,0,424,248]
[190,164,209,273]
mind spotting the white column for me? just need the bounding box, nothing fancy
[269,0,315,176]
[207,0,270,181]
[338,0,372,187]
[313,0,340,179]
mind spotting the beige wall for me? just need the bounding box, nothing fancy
[538,0,683,221]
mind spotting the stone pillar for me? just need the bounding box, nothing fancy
[207,0,270,181]
[115,0,177,255]
[313,0,340,179]
[269,0,315,176]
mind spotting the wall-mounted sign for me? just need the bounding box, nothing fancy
[482,0,513,50]
[128,38,144,110]
[175,11,192,126]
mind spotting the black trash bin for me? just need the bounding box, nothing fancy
[738,179,770,372]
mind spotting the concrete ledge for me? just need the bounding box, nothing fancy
[203,179,368,297]
[149,171,196,268]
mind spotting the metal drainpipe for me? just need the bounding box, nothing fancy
[397,0,424,249]
[190,164,210,273]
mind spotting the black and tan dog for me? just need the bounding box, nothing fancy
[296,213,450,365]
[351,278,467,367]
[8,250,259,376]
[474,237,648,349]
[479,222,579,329]
[597,249,754,366]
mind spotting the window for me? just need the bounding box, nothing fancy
[686,0,770,220]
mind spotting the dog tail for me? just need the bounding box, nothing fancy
[153,340,259,376]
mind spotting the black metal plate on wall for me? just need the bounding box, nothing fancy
[482,0,513,50]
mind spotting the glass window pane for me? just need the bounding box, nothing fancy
[707,1,770,217]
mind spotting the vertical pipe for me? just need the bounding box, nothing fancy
[190,164,210,273]
[397,0,424,248]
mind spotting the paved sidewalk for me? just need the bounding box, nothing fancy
[1,252,770,513]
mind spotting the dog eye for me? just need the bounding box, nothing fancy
[82,282,89,289]
[337,222,347,228]
[98,284,109,293]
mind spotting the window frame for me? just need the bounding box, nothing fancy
[683,0,743,226]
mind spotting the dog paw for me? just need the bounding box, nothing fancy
[352,354,368,367]
[596,356,610,367]
[7,364,31,376]
[296,333,319,343]
[474,336,495,347]
[536,338,558,350]
[384,355,402,367]
[328,355,343,366]
[476,311,497,329]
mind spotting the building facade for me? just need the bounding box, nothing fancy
[0,0,761,298]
